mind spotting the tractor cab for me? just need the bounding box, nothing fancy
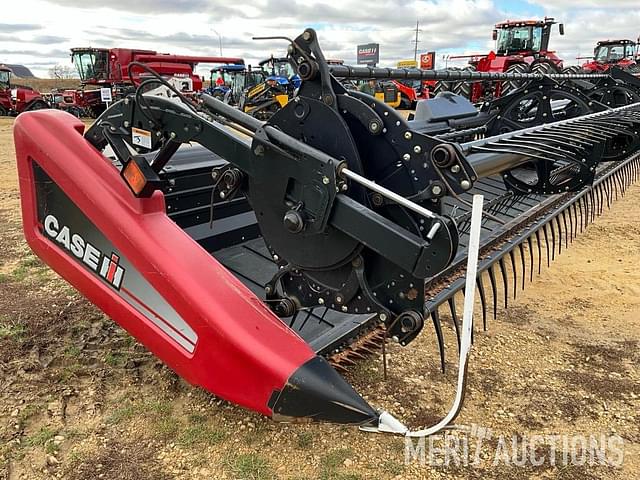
[0,65,48,115]
[594,40,637,64]
[209,65,266,104]
[581,39,639,72]
[258,57,301,89]
[493,18,564,57]
[71,48,109,83]
[0,66,10,89]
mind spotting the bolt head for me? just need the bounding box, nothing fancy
[413,145,422,154]
[322,176,330,185]
[402,153,411,161]
[404,131,412,140]
[460,179,471,190]
[451,164,461,173]
[379,313,387,322]
[431,185,443,196]
[283,210,304,233]
[318,297,325,305]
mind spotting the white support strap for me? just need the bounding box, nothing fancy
[361,194,484,437]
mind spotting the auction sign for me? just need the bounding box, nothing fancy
[420,52,436,70]
[357,43,380,66]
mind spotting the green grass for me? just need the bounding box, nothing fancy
[381,459,404,475]
[224,453,276,480]
[20,257,42,269]
[318,448,360,480]
[106,398,176,440]
[178,424,225,446]
[106,402,138,425]
[57,364,84,383]
[103,351,127,367]
[296,431,313,448]
[24,426,57,448]
[153,416,179,439]
[64,345,82,358]
[16,404,41,429]
[0,322,26,340]
[187,413,208,424]
[2,256,47,283]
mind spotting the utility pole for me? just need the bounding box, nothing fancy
[211,29,223,56]
[412,20,421,61]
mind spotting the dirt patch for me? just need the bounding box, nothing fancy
[65,441,174,480]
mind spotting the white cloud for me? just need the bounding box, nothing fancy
[0,0,637,77]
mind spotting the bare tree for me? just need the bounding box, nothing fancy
[48,64,77,79]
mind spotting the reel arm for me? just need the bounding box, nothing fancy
[85,92,458,284]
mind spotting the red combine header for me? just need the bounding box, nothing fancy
[0,65,48,116]
[60,48,244,117]
[12,28,640,433]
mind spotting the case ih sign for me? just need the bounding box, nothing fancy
[357,43,379,65]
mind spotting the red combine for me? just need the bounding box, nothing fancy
[439,17,565,102]
[578,39,640,73]
[0,65,49,116]
[63,48,244,117]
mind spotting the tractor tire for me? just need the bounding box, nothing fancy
[432,67,461,97]
[501,63,530,96]
[452,66,475,100]
[530,60,559,76]
[432,80,450,97]
[562,65,584,75]
[25,100,49,112]
[87,105,106,119]
[625,64,640,74]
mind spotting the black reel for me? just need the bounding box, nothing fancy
[482,78,637,195]
[252,29,475,343]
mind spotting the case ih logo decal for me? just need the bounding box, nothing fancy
[43,214,125,289]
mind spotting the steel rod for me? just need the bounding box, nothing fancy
[330,65,610,82]
[341,168,437,219]
[201,93,263,133]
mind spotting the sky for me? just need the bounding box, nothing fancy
[0,0,639,78]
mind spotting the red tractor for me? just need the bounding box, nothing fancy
[578,39,640,73]
[65,48,244,117]
[439,17,565,102]
[391,54,437,108]
[0,65,49,116]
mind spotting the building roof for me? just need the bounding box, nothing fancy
[1,64,36,78]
